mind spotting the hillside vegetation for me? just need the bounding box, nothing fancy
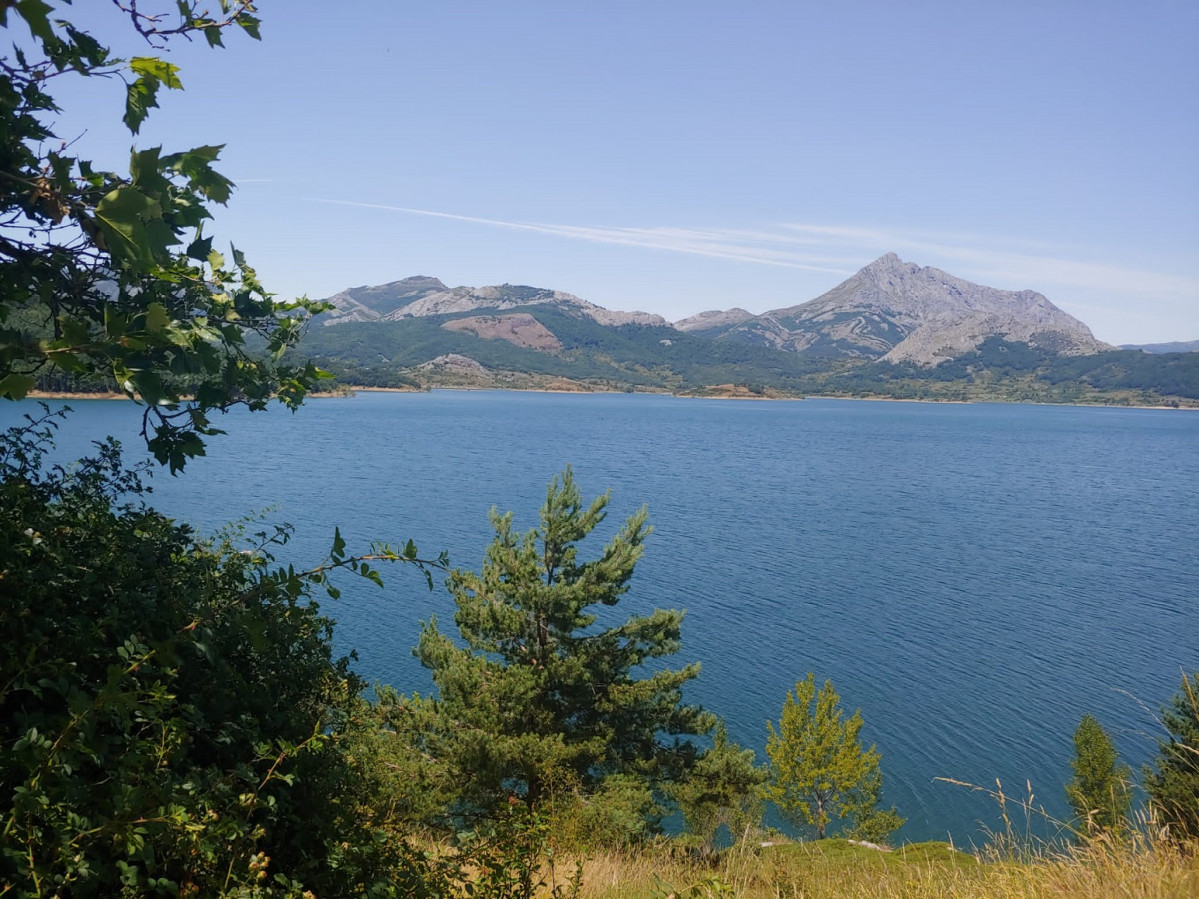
[297,315,1199,407]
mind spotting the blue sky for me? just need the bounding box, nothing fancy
[35,0,1199,343]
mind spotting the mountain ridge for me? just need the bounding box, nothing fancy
[694,254,1111,365]
[319,256,1118,367]
[323,279,666,328]
[293,257,1196,407]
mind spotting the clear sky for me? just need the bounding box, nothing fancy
[33,0,1199,344]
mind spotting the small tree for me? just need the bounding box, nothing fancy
[1066,713,1131,836]
[1145,673,1199,839]
[673,721,767,851]
[764,674,902,840]
[416,467,713,816]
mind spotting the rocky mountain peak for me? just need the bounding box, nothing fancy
[859,252,913,279]
[697,254,1111,365]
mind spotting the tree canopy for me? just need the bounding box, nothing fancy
[1066,713,1131,837]
[764,674,902,842]
[1,1,327,472]
[415,467,714,814]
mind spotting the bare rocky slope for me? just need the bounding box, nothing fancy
[701,254,1110,365]
[322,279,665,328]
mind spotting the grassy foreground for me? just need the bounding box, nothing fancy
[547,835,1199,899]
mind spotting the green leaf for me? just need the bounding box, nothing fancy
[0,373,36,399]
[58,316,91,347]
[96,186,167,267]
[124,57,183,133]
[145,302,171,333]
[186,235,214,261]
[129,56,184,90]
[129,147,170,196]
[237,14,262,40]
[11,1,55,40]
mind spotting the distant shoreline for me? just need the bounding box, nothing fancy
[23,387,1196,410]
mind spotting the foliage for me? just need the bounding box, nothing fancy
[294,306,825,394]
[764,674,902,841]
[672,722,767,851]
[1,1,329,471]
[1144,673,1199,840]
[447,805,583,899]
[1066,714,1132,837]
[0,409,446,896]
[415,467,714,820]
[548,774,660,851]
[352,687,463,829]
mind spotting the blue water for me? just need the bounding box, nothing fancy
[5,391,1197,846]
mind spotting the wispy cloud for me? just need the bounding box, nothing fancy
[305,199,858,274]
[306,198,1199,301]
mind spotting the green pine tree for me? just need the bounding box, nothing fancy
[1145,673,1199,839]
[1066,713,1132,836]
[764,674,902,841]
[416,467,713,814]
[673,721,767,851]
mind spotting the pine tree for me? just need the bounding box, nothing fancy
[673,721,767,851]
[1066,714,1131,836]
[416,467,713,813]
[764,674,902,840]
[1145,673,1199,839]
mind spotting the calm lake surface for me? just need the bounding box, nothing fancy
[6,391,1197,844]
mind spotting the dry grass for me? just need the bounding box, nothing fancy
[553,832,1199,899]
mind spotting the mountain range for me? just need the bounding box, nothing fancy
[303,255,1197,405]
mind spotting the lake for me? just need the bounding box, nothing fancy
[5,390,1197,845]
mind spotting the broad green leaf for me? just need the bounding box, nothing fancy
[124,58,183,133]
[129,57,183,90]
[96,186,166,267]
[129,147,170,196]
[164,145,233,204]
[11,1,54,40]
[186,235,213,261]
[145,302,171,333]
[58,316,91,347]
[0,373,36,399]
[237,14,262,40]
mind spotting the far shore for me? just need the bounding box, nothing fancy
[21,387,1196,411]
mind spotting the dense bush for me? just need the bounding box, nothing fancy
[0,410,436,896]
